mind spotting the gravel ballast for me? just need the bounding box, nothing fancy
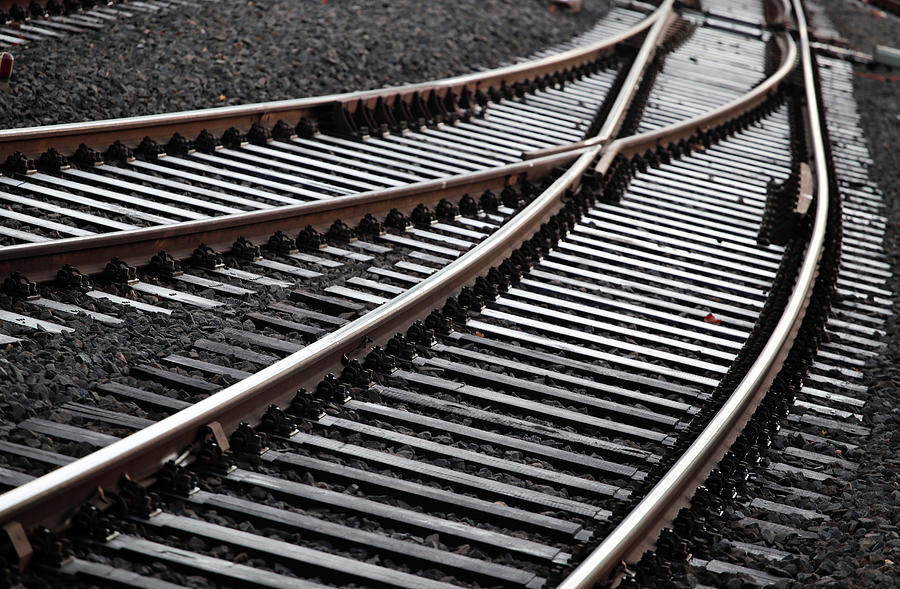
[0,0,607,129]
[811,1,900,587]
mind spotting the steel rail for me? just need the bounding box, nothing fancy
[528,27,796,160]
[558,0,829,586]
[0,0,679,542]
[0,141,601,538]
[0,2,667,160]
[0,146,586,284]
[0,0,674,285]
[593,30,796,172]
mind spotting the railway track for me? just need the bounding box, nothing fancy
[0,0,208,48]
[0,0,888,587]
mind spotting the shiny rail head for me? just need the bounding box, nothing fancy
[0,139,600,538]
[557,0,832,586]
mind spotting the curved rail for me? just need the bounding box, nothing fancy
[531,26,797,160]
[0,0,813,566]
[594,31,796,169]
[0,0,678,537]
[0,2,666,159]
[0,2,677,284]
[558,0,830,586]
[0,146,586,283]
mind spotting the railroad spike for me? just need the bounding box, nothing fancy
[193,439,235,475]
[258,405,298,437]
[270,119,296,142]
[247,123,274,145]
[28,528,70,568]
[157,462,198,497]
[103,257,138,284]
[146,250,184,278]
[2,272,39,300]
[229,422,269,458]
[193,129,222,154]
[405,319,435,347]
[289,388,325,420]
[1,152,35,176]
[363,346,397,374]
[191,244,224,270]
[112,475,158,519]
[135,136,166,161]
[327,219,357,243]
[231,236,262,261]
[221,126,247,149]
[103,140,134,165]
[56,264,91,291]
[457,193,479,216]
[356,213,385,237]
[385,332,416,360]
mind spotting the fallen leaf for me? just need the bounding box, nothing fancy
[703,312,722,325]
